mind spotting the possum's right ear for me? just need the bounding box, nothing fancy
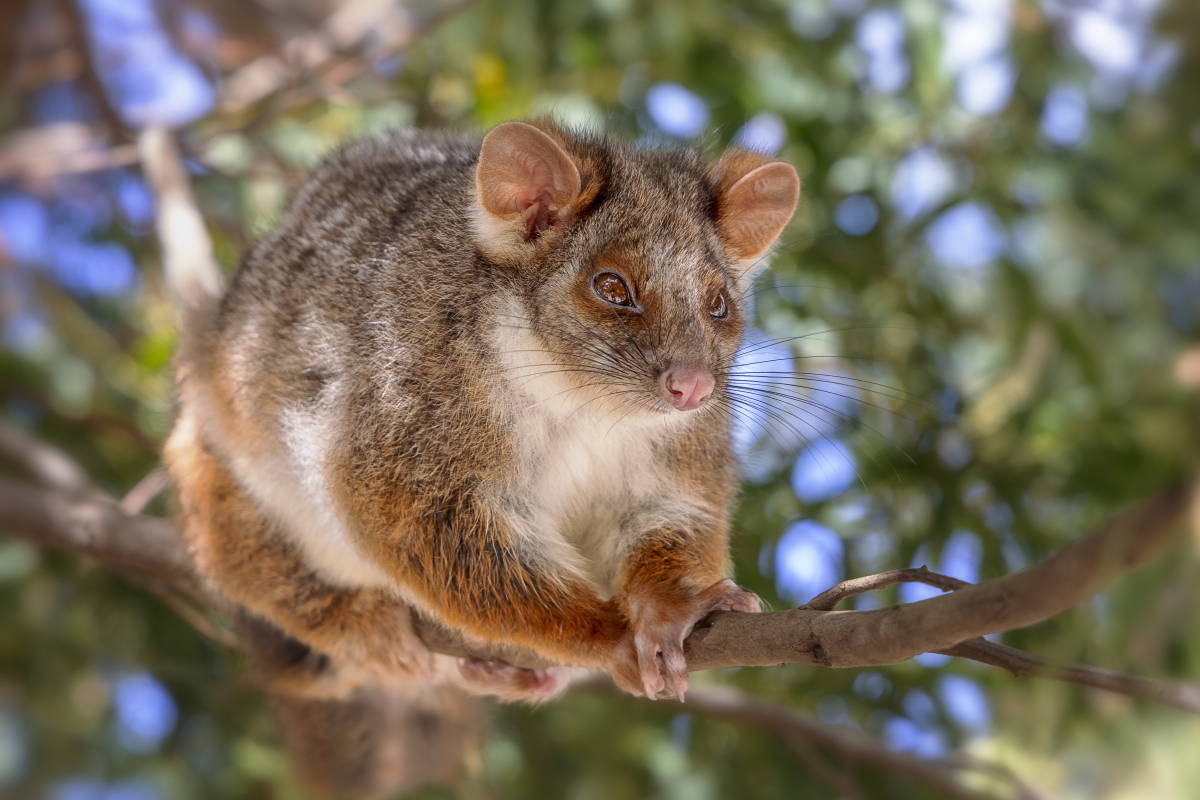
[473,122,582,260]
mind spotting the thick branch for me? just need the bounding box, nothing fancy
[684,481,1195,671]
[0,474,194,581]
[2,472,1197,717]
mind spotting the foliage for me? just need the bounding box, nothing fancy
[1,0,1199,797]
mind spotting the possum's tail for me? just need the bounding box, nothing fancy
[239,611,481,799]
[138,128,223,339]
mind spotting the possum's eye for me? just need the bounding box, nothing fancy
[710,292,729,319]
[593,272,635,307]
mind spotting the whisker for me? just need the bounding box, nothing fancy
[728,385,911,476]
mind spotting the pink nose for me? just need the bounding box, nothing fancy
[662,368,715,411]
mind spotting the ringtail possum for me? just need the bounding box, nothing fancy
[166,119,800,703]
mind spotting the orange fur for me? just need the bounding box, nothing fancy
[166,415,433,692]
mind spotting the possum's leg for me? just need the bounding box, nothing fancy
[350,496,753,700]
[165,420,434,688]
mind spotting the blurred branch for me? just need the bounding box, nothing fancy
[576,678,1003,800]
[219,0,477,116]
[120,467,170,514]
[0,474,194,581]
[138,127,224,306]
[938,638,1200,714]
[0,123,140,183]
[3,467,1199,721]
[58,0,131,143]
[0,419,94,494]
[0,0,478,185]
[110,562,239,649]
[0,380,160,455]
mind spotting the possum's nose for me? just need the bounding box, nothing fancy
[662,367,715,411]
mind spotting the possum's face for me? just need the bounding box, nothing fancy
[473,121,799,423]
[538,181,747,420]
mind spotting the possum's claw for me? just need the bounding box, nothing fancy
[619,579,761,701]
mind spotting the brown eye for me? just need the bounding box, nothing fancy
[594,272,634,307]
[710,292,729,319]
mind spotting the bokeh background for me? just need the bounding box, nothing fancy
[2,0,1200,797]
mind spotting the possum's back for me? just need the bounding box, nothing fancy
[191,131,486,414]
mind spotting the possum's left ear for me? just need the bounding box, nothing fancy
[712,150,800,262]
[473,122,582,260]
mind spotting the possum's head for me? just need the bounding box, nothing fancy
[473,120,799,423]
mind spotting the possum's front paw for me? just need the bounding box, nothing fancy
[615,579,760,701]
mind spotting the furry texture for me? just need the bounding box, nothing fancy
[166,121,799,706]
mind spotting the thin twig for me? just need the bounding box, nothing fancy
[120,468,171,515]
[938,637,1200,714]
[0,381,159,454]
[111,564,240,650]
[803,566,969,611]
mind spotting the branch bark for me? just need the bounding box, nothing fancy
[683,481,1194,672]
[218,0,477,114]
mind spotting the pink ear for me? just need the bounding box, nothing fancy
[476,122,582,241]
[715,155,800,260]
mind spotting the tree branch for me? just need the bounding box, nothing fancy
[120,467,171,515]
[138,127,225,306]
[575,678,1003,800]
[218,0,477,115]
[683,481,1195,672]
[0,474,194,581]
[0,420,95,495]
[1,469,1197,718]
[0,123,142,182]
[938,637,1200,714]
[801,561,1200,714]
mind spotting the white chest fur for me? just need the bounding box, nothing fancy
[488,302,705,596]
